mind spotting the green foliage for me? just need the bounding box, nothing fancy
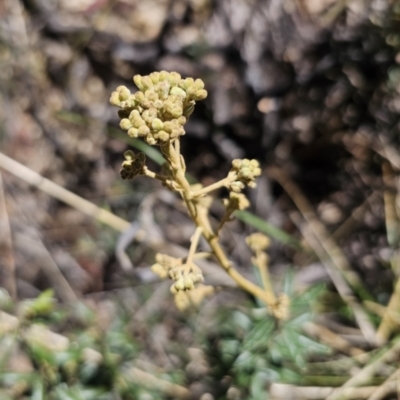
[205,281,330,400]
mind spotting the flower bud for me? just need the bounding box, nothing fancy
[170,86,187,99]
[120,119,132,130]
[127,127,138,138]
[149,71,160,84]
[168,72,181,86]
[133,75,143,90]
[151,118,164,131]
[138,125,150,136]
[193,89,208,100]
[157,131,169,141]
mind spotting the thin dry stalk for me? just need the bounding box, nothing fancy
[377,274,400,344]
[0,173,16,299]
[0,152,130,232]
[377,161,400,342]
[270,163,376,343]
[270,383,392,400]
[331,192,379,243]
[325,338,400,400]
[367,367,400,400]
[123,367,190,399]
[292,211,377,346]
[303,322,364,357]
[381,162,400,249]
[268,166,371,303]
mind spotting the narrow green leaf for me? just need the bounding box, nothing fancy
[235,210,301,247]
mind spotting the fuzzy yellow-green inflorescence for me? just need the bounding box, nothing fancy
[228,159,262,192]
[110,71,207,146]
[246,232,271,253]
[151,253,204,294]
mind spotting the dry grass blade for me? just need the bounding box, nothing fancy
[0,152,237,289]
[325,338,400,400]
[0,173,16,300]
[366,367,400,400]
[303,322,364,357]
[122,367,191,399]
[377,161,400,342]
[269,166,376,344]
[292,211,377,346]
[270,383,382,400]
[0,152,130,232]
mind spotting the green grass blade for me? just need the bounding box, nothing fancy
[235,210,300,248]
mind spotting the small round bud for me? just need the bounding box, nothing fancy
[183,276,194,290]
[142,76,153,90]
[168,72,181,86]
[149,72,160,84]
[159,70,169,81]
[193,89,208,101]
[175,278,185,291]
[133,75,143,90]
[151,118,164,131]
[146,136,157,145]
[230,181,245,193]
[157,131,169,141]
[170,86,187,99]
[127,127,138,138]
[120,119,132,130]
[134,91,145,103]
[138,125,150,136]
[194,79,205,90]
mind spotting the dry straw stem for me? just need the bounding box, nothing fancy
[267,166,371,302]
[0,152,239,290]
[270,383,393,400]
[366,367,400,400]
[0,151,130,232]
[291,211,377,346]
[269,164,377,344]
[122,367,190,399]
[303,322,364,357]
[0,172,16,300]
[377,161,400,342]
[325,337,400,400]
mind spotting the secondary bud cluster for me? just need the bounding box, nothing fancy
[223,192,250,212]
[169,266,204,294]
[228,159,262,192]
[151,253,204,294]
[246,233,271,253]
[120,150,146,180]
[110,71,207,145]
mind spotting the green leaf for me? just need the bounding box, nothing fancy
[32,377,45,400]
[234,211,300,247]
[250,371,269,400]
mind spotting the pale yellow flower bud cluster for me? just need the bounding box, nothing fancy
[110,71,207,146]
[174,284,214,311]
[229,159,262,192]
[151,253,204,294]
[223,192,250,212]
[245,232,271,253]
[119,150,146,180]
